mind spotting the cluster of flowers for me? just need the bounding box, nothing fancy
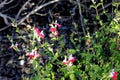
[34,20,61,39]
[63,54,76,66]
[26,50,40,59]
[34,26,44,39]
[110,69,118,80]
[49,20,61,37]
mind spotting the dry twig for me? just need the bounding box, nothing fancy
[0,12,15,25]
[16,0,31,19]
[18,0,59,25]
[76,0,86,35]
[0,0,59,31]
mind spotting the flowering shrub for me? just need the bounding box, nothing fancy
[3,1,120,80]
[20,17,120,80]
[6,15,120,80]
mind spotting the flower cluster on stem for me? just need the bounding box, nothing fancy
[34,26,44,38]
[63,54,76,66]
[49,20,61,37]
[26,50,40,59]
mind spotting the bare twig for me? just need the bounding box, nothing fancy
[36,0,46,7]
[18,0,59,25]
[16,0,31,19]
[0,0,7,8]
[4,0,14,5]
[0,12,15,25]
[0,26,9,31]
[76,0,86,35]
[0,0,59,31]
[0,0,14,9]
[2,0,21,13]
[97,2,112,12]
[35,13,48,16]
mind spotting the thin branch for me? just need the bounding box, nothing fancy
[0,12,15,25]
[35,13,48,16]
[17,0,59,25]
[2,0,21,13]
[0,0,14,8]
[0,0,7,8]
[97,2,112,12]
[76,0,86,35]
[36,0,46,7]
[5,0,14,4]
[16,0,31,19]
[0,25,9,31]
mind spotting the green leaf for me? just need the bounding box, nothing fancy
[51,52,59,62]
[51,37,57,41]
[96,3,102,7]
[44,78,51,80]
[51,72,55,80]
[90,5,97,9]
[61,77,65,80]
[67,49,76,54]
[69,74,76,80]
[46,63,53,71]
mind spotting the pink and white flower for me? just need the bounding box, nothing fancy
[110,69,118,80]
[50,26,57,32]
[63,55,76,66]
[26,52,35,59]
[26,51,40,59]
[63,56,68,65]
[49,20,61,37]
[54,31,59,37]
[38,30,44,38]
[68,54,76,63]
[55,20,62,28]
[34,27,44,38]
[34,26,41,34]
[55,23,61,28]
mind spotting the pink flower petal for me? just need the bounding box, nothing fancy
[63,56,68,65]
[63,61,68,65]
[55,23,61,28]
[8,45,13,49]
[112,72,118,80]
[50,27,57,32]
[54,31,59,37]
[69,58,76,63]
[34,51,40,58]
[38,31,44,38]
[26,52,34,59]
[28,55,35,59]
[69,55,76,63]
[34,27,41,34]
